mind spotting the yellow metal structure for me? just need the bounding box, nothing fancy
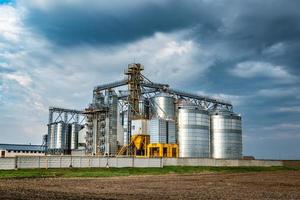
[117,134,149,157]
[147,143,178,158]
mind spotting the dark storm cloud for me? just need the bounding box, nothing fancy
[23,0,221,46]
[22,0,300,72]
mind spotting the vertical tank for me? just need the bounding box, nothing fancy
[71,123,79,150]
[210,109,242,159]
[56,121,65,149]
[178,100,210,158]
[150,93,175,120]
[49,123,57,149]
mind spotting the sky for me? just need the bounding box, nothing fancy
[0,0,299,159]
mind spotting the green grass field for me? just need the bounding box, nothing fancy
[0,166,299,179]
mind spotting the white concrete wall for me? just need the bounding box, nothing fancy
[163,158,283,167]
[0,158,15,170]
[0,157,283,170]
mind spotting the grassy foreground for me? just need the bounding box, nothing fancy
[0,166,299,179]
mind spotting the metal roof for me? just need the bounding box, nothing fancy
[0,144,45,152]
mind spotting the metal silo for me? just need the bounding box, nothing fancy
[56,121,65,150]
[49,123,57,149]
[71,123,79,150]
[178,100,210,158]
[150,93,175,120]
[210,109,242,159]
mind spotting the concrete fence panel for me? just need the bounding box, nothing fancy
[17,157,40,169]
[48,156,61,168]
[0,158,16,170]
[0,156,284,169]
[116,157,133,168]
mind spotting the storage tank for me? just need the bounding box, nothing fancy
[71,123,79,150]
[48,123,57,149]
[210,109,242,159]
[178,100,210,158]
[56,121,65,149]
[150,93,175,120]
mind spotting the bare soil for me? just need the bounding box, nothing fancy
[0,171,299,200]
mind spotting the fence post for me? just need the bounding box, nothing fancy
[60,156,62,168]
[15,156,18,170]
[132,156,135,168]
[38,156,40,169]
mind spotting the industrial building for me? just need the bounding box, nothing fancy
[46,63,242,159]
[0,144,45,157]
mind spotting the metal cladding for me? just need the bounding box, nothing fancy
[149,118,176,144]
[71,123,79,150]
[56,122,65,149]
[139,97,150,119]
[106,90,118,155]
[48,123,57,149]
[149,118,167,143]
[121,111,129,145]
[131,119,149,135]
[167,120,176,144]
[210,109,242,159]
[150,93,175,120]
[178,100,210,158]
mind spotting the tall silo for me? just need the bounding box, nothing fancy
[210,109,242,159]
[177,100,210,158]
[71,123,79,150]
[150,93,175,120]
[56,121,64,150]
[48,123,57,149]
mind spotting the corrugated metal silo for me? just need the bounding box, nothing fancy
[210,109,242,159]
[71,123,79,150]
[178,100,210,158]
[150,93,175,120]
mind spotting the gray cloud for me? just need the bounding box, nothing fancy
[21,0,221,46]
